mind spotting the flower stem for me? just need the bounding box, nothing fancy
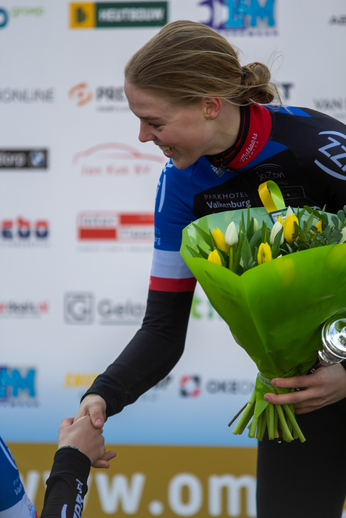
[228,246,234,271]
[276,404,293,442]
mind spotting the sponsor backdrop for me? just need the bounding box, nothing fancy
[0,1,345,516]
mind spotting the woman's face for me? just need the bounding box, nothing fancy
[124,81,220,170]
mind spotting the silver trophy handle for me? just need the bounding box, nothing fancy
[311,317,346,372]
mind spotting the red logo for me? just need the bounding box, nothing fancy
[72,142,165,176]
[77,212,154,242]
[1,217,49,240]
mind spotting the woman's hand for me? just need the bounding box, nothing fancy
[75,394,107,428]
[264,364,346,414]
[74,394,112,468]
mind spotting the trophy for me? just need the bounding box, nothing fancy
[313,316,346,370]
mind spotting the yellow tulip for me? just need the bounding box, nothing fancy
[283,214,299,244]
[257,242,272,264]
[208,249,222,265]
[315,220,322,232]
[212,228,229,253]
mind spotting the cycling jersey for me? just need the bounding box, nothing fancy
[83,105,346,416]
[0,436,90,518]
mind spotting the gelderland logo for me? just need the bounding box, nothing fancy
[69,83,93,106]
[0,366,37,405]
[64,293,94,324]
[199,0,277,35]
[179,375,201,398]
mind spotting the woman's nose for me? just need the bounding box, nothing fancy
[138,121,154,143]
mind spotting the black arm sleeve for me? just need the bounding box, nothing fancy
[41,448,90,518]
[82,288,194,417]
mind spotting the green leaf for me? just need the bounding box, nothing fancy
[191,222,213,248]
[271,227,283,259]
[246,218,255,242]
[196,245,210,260]
[331,215,340,228]
[216,247,228,267]
[233,240,243,274]
[241,238,253,271]
[186,245,201,258]
[249,228,262,254]
[337,210,345,224]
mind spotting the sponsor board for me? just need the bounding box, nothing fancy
[0,366,38,405]
[329,14,346,25]
[10,443,257,518]
[72,142,165,176]
[0,149,48,170]
[68,83,129,111]
[0,217,50,247]
[0,6,45,29]
[179,376,254,397]
[199,0,277,36]
[63,372,173,402]
[0,301,49,318]
[76,212,154,252]
[69,2,168,29]
[0,88,54,103]
[64,292,146,325]
[313,98,346,122]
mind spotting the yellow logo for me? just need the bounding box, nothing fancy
[70,3,95,28]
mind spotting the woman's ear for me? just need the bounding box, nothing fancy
[202,96,223,120]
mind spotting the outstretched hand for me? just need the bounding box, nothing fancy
[264,363,346,414]
[74,394,114,468]
[75,394,107,428]
[58,416,116,467]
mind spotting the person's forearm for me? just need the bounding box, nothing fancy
[41,448,90,518]
[82,289,194,416]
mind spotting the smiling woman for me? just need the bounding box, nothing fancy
[76,19,346,518]
[123,20,280,170]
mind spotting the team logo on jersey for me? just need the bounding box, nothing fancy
[315,131,346,180]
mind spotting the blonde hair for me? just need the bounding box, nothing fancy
[125,20,280,106]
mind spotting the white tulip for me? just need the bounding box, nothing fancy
[225,221,238,246]
[270,221,284,245]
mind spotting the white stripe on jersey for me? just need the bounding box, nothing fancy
[151,249,194,279]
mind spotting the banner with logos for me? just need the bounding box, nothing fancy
[1,1,346,517]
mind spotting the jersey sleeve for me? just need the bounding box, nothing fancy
[41,448,90,518]
[0,436,39,518]
[82,160,198,417]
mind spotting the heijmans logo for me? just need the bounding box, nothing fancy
[0,366,38,405]
[199,0,277,36]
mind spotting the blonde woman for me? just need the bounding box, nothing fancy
[76,20,346,518]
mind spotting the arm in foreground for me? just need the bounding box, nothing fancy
[264,363,346,414]
[41,417,116,518]
[75,289,194,425]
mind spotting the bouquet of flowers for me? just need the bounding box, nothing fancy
[180,183,346,442]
